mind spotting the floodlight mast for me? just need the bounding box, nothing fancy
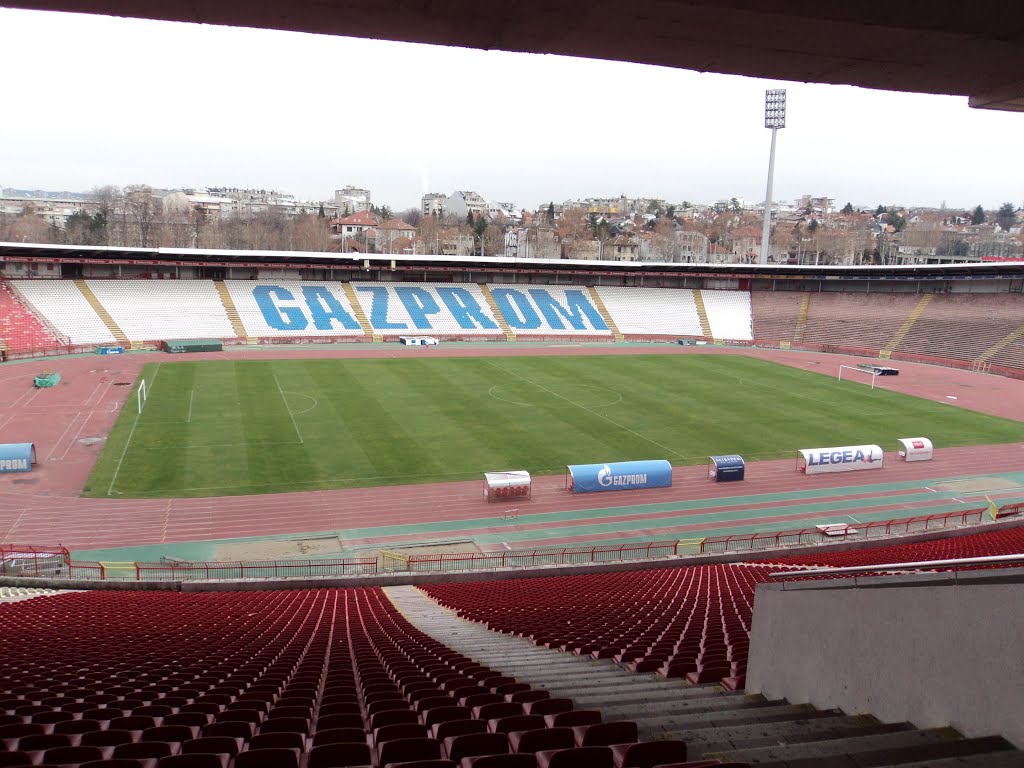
[759,89,786,265]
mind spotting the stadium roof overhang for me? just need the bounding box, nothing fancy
[3,242,1023,281]
[6,1,1024,111]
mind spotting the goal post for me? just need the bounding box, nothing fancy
[837,365,878,390]
[137,378,148,414]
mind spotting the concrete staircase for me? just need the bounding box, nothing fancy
[793,292,811,344]
[341,282,376,340]
[884,294,933,353]
[214,281,250,341]
[74,279,129,346]
[975,321,1024,365]
[386,585,1022,766]
[692,290,713,339]
[587,286,624,341]
[480,283,516,341]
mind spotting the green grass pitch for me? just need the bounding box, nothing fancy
[83,354,1023,498]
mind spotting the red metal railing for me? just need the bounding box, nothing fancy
[698,508,990,554]
[0,544,71,577]
[401,541,681,572]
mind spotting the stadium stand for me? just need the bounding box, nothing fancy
[748,290,805,343]
[699,291,752,341]
[347,281,504,337]
[85,281,236,342]
[486,284,612,337]
[225,280,367,338]
[793,293,921,351]
[0,279,62,353]
[422,565,776,689]
[594,287,703,337]
[753,525,1024,569]
[0,586,692,768]
[894,294,1024,365]
[8,280,115,346]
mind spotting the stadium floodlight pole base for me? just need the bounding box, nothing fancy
[837,365,878,390]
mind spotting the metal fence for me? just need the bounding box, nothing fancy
[397,541,683,572]
[697,508,989,555]
[2,504,1018,583]
[0,544,71,578]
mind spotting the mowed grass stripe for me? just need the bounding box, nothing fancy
[83,355,1024,498]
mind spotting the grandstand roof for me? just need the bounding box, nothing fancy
[7,1,1024,111]
[2,241,1024,281]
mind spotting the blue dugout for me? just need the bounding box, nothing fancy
[708,454,745,482]
[0,443,36,473]
[566,459,673,494]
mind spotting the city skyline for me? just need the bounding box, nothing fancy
[1,8,1022,213]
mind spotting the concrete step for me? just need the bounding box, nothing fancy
[752,735,1020,768]
[873,746,1024,768]
[688,715,908,755]
[635,702,833,735]
[706,726,962,764]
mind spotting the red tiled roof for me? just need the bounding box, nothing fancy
[335,210,380,227]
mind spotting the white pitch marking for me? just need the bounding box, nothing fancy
[187,388,194,424]
[274,374,304,444]
[108,363,161,497]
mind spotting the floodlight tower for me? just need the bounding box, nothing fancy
[759,89,786,265]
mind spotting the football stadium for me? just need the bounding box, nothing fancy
[3,5,1024,768]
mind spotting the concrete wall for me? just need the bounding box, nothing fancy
[746,569,1024,748]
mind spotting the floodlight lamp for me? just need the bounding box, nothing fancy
[764,89,787,129]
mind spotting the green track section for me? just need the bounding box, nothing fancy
[84,355,1024,498]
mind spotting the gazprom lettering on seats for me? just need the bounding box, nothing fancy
[251,284,608,333]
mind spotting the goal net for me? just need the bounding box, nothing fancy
[837,365,878,390]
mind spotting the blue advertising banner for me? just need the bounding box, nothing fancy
[567,460,672,494]
[0,443,36,473]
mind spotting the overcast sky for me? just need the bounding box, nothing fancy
[2,7,1022,213]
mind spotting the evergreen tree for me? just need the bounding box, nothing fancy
[546,202,555,226]
[318,203,325,218]
[971,205,985,225]
[841,202,854,214]
[875,204,886,216]
[996,202,1016,231]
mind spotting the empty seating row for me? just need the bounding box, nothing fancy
[0,587,700,767]
[754,526,1024,569]
[594,288,702,337]
[422,565,781,690]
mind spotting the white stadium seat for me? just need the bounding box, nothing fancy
[701,289,753,340]
[596,286,703,336]
[86,280,235,340]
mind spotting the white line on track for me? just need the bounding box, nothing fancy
[46,412,83,461]
[274,374,304,444]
